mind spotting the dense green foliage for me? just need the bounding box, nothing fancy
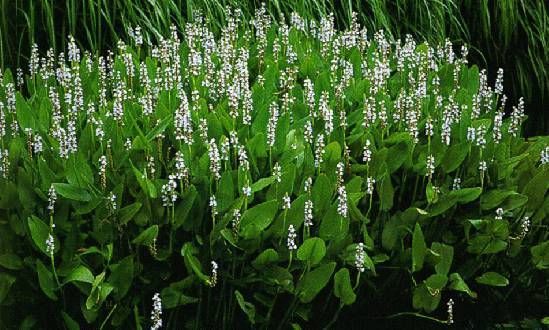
[0,8,548,329]
[0,0,547,135]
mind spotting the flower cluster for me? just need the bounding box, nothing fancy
[150,293,163,330]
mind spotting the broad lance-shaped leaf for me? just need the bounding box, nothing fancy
[52,183,91,202]
[448,273,477,298]
[63,265,94,285]
[131,225,158,245]
[234,290,256,324]
[296,262,336,303]
[36,259,57,301]
[412,223,427,272]
[531,241,549,270]
[334,268,356,305]
[181,243,210,283]
[475,272,509,287]
[28,215,57,256]
[239,200,278,239]
[297,237,326,265]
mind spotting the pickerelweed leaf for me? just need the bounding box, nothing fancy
[297,237,326,265]
[412,223,427,272]
[27,215,57,256]
[235,290,256,324]
[131,225,158,245]
[36,259,57,301]
[239,200,279,239]
[475,272,509,287]
[334,268,356,305]
[296,262,336,303]
[52,183,92,202]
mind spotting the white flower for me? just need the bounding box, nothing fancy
[447,299,454,325]
[45,234,55,256]
[161,175,178,207]
[273,163,282,183]
[304,199,313,227]
[238,145,249,171]
[494,68,504,95]
[363,139,372,163]
[355,243,365,273]
[314,134,326,168]
[267,102,279,147]
[109,192,117,211]
[208,139,221,180]
[287,225,297,250]
[304,177,313,193]
[337,185,348,218]
[426,155,435,178]
[209,261,218,287]
[518,216,530,239]
[209,195,218,217]
[478,160,488,172]
[452,177,461,191]
[540,146,549,165]
[47,185,57,214]
[242,184,252,197]
[366,177,376,195]
[495,207,504,220]
[232,209,242,235]
[336,162,345,186]
[150,293,163,330]
[282,193,291,210]
[466,127,476,142]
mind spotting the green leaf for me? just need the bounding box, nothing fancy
[239,200,278,239]
[63,265,94,285]
[425,274,448,292]
[523,168,549,211]
[16,92,37,130]
[448,273,477,298]
[475,272,509,287]
[531,241,549,270]
[36,259,57,300]
[412,223,427,272]
[180,243,210,283]
[130,162,157,198]
[61,312,80,330]
[161,287,199,309]
[412,283,440,313]
[174,186,197,229]
[235,290,256,324]
[131,225,158,245]
[379,176,394,211]
[334,268,356,305]
[27,215,56,256]
[251,176,275,193]
[0,273,16,303]
[441,143,468,173]
[108,256,134,300]
[432,243,453,276]
[450,187,482,204]
[312,174,332,214]
[252,249,279,269]
[119,202,142,225]
[319,204,349,240]
[0,253,23,270]
[52,183,92,202]
[296,262,336,303]
[297,238,326,265]
[218,171,235,212]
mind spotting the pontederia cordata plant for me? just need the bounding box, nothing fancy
[0,6,548,329]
